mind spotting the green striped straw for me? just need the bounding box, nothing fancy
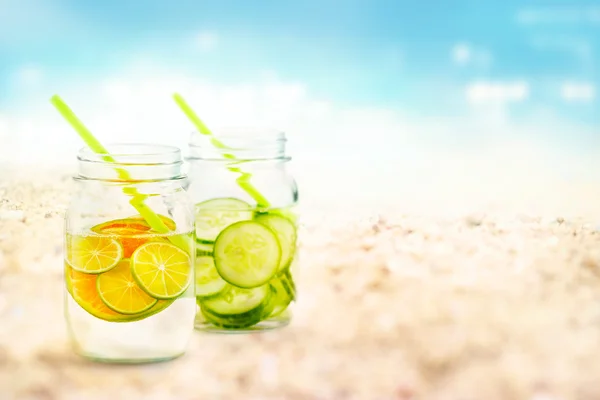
[172,93,271,208]
[50,95,187,250]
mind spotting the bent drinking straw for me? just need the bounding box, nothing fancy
[172,93,271,208]
[50,95,187,250]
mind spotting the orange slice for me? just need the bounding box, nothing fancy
[65,265,128,321]
[65,264,173,322]
[91,217,174,258]
[127,214,177,231]
[91,219,151,233]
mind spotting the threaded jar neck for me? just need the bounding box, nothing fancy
[187,128,288,161]
[76,143,185,181]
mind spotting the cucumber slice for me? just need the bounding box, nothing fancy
[195,198,253,243]
[201,285,271,315]
[280,270,297,301]
[201,307,264,329]
[255,208,298,223]
[263,276,293,318]
[195,256,228,298]
[255,213,297,271]
[199,285,273,328]
[213,221,281,288]
[195,239,214,256]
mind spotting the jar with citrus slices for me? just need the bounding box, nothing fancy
[186,128,299,332]
[64,144,196,363]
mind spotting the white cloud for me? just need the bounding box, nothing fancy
[193,32,219,52]
[560,82,596,103]
[2,61,599,215]
[451,43,471,65]
[14,65,44,87]
[465,81,530,105]
[516,6,600,25]
[450,43,493,69]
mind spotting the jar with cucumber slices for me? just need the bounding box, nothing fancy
[186,129,298,332]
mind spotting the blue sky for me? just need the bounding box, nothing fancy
[0,0,598,179]
[1,0,598,118]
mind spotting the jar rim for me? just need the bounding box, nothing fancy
[76,143,184,181]
[78,143,182,165]
[187,128,288,161]
[191,127,286,142]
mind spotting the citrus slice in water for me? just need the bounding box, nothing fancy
[66,235,123,274]
[97,259,158,314]
[91,218,151,233]
[92,215,177,232]
[66,265,171,322]
[91,218,170,258]
[127,214,177,231]
[65,265,128,321]
[131,242,192,299]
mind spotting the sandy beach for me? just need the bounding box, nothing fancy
[1,167,600,400]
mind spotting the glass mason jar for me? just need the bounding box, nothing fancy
[64,144,196,363]
[186,128,299,333]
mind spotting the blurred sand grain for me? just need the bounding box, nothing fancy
[1,168,600,399]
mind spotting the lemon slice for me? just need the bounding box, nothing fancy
[66,235,123,274]
[96,259,158,314]
[131,242,192,299]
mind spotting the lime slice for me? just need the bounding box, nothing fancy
[131,242,192,299]
[66,235,123,274]
[213,221,281,288]
[195,256,228,298]
[96,259,158,314]
[195,198,254,243]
